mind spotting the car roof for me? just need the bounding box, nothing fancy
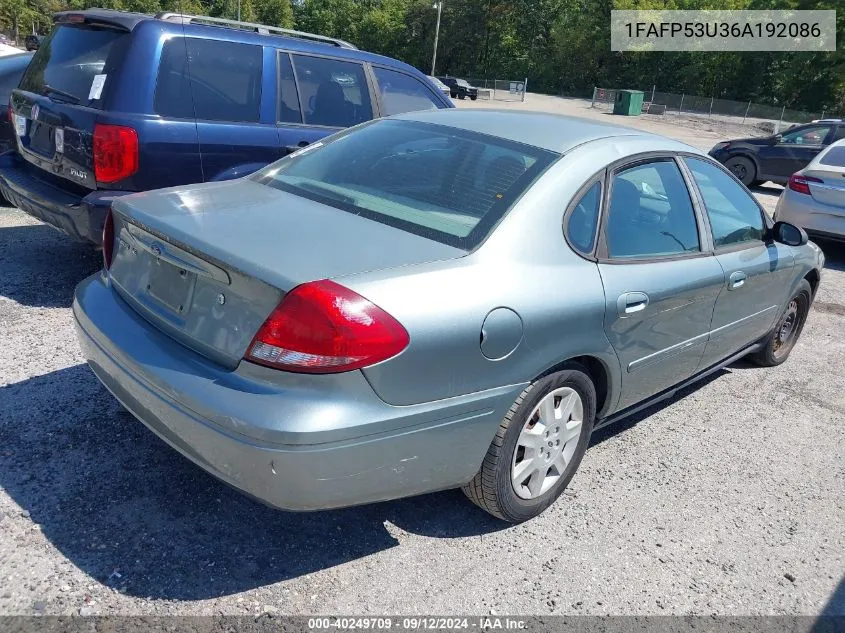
[52,9,425,75]
[393,109,663,154]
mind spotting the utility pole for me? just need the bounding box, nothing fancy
[431,1,443,76]
[237,0,241,21]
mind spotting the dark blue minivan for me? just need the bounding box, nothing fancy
[1,10,453,244]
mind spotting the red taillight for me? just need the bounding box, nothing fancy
[102,208,114,269]
[788,173,823,195]
[93,124,138,183]
[245,280,409,373]
[60,13,85,23]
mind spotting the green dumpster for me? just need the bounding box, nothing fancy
[613,89,644,116]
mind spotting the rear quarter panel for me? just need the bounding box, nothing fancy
[343,253,617,411]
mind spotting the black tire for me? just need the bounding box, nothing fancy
[724,156,757,187]
[470,95,477,101]
[462,364,596,523]
[458,94,466,100]
[750,279,812,367]
[450,91,457,99]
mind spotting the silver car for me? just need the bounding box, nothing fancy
[427,75,452,98]
[774,138,845,242]
[73,110,824,522]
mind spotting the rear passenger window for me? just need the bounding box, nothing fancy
[291,55,373,128]
[155,38,262,123]
[373,67,440,115]
[606,160,700,259]
[277,53,302,124]
[566,182,601,254]
[685,157,764,247]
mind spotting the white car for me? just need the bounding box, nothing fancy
[774,138,845,242]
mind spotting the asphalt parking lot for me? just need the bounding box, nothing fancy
[0,97,843,617]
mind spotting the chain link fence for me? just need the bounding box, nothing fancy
[591,86,841,135]
[467,78,528,102]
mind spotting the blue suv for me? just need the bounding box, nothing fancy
[1,10,453,244]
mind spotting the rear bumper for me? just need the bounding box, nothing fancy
[73,273,520,511]
[775,187,845,241]
[0,152,128,244]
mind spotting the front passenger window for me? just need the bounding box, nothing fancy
[685,157,765,248]
[779,125,831,145]
[605,160,700,259]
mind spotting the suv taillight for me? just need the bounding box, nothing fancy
[93,124,138,183]
[788,173,823,195]
[245,280,409,373]
[102,208,115,269]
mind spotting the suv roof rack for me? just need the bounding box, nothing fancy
[155,13,357,49]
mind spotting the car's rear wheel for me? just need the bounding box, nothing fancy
[750,279,812,367]
[462,365,595,523]
[450,91,457,98]
[470,95,477,101]
[724,156,757,187]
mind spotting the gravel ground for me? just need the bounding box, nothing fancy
[0,100,843,617]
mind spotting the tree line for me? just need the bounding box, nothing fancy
[2,0,843,114]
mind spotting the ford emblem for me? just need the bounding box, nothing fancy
[31,104,39,120]
[217,293,226,305]
[151,244,162,257]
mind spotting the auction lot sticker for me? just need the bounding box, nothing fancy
[611,10,836,51]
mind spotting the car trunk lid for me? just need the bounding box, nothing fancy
[108,178,466,368]
[804,146,845,210]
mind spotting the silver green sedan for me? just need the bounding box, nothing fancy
[73,110,824,522]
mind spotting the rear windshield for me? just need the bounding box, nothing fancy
[18,24,127,107]
[819,146,845,167]
[251,119,558,249]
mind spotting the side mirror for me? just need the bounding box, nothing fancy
[769,134,782,145]
[772,221,808,246]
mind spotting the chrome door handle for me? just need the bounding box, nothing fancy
[617,292,649,316]
[729,271,747,290]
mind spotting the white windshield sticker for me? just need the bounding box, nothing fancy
[89,74,107,100]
